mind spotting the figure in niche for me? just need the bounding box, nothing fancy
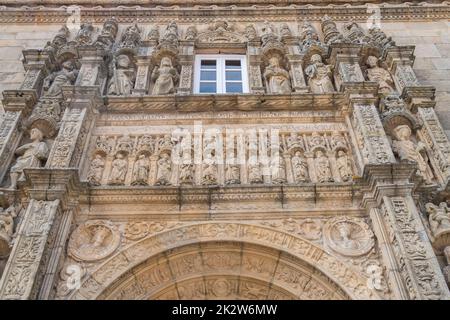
[132,154,150,186]
[87,154,105,186]
[151,57,179,95]
[156,153,172,185]
[179,163,194,185]
[107,54,135,96]
[315,150,334,183]
[185,26,197,41]
[271,156,286,184]
[263,56,291,94]
[43,60,78,97]
[248,164,263,184]
[366,56,395,96]
[336,150,352,182]
[292,151,309,183]
[391,125,434,184]
[305,54,334,94]
[9,128,49,190]
[0,206,17,248]
[202,158,217,185]
[426,203,450,236]
[225,164,240,185]
[108,153,128,185]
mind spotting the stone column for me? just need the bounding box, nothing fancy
[177,40,195,95]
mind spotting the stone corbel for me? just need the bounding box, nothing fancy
[20,49,54,96]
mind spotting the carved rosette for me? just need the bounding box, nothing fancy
[68,220,121,262]
[323,217,374,257]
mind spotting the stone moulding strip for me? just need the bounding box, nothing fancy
[0,3,449,23]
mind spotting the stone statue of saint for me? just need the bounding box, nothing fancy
[151,57,179,95]
[108,153,128,185]
[132,154,150,186]
[426,203,450,236]
[366,55,395,95]
[271,156,286,184]
[315,150,333,183]
[391,125,434,184]
[156,153,172,185]
[263,56,291,94]
[336,150,352,182]
[292,151,309,183]
[87,154,105,186]
[43,60,78,97]
[305,54,334,94]
[225,164,240,185]
[0,206,17,248]
[9,128,49,190]
[107,54,135,96]
[248,164,263,184]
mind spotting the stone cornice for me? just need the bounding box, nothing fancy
[0,2,448,23]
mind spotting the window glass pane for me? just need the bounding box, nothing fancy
[226,71,242,81]
[200,70,216,81]
[225,60,241,69]
[226,82,243,93]
[200,82,217,93]
[201,60,216,69]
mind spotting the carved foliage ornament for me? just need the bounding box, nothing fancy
[68,220,121,262]
[323,217,374,257]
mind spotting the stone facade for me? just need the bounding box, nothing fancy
[0,2,449,300]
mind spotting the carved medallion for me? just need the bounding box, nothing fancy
[68,220,121,262]
[323,217,374,257]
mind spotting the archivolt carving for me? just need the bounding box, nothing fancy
[67,222,380,300]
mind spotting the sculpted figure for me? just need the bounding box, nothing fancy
[263,56,291,94]
[366,56,395,95]
[245,25,258,41]
[9,128,49,190]
[271,156,286,184]
[336,150,352,182]
[132,154,150,186]
[315,150,333,183]
[280,23,292,38]
[185,26,197,40]
[43,60,78,97]
[107,55,135,96]
[156,153,172,185]
[225,164,240,185]
[120,24,141,49]
[330,131,347,150]
[426,203,450,236]
[202,157,217,185]
[179,163,194,184]
[108,153,128,185]
[87,154,105,186]
[152,57,179,95]
[392,125,433,184]
[335,223,358,250]
[292,151,309,183]
[0,206,17,246]
[305,54,334,94]
[248,164,263,183]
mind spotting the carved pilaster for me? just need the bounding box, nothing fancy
[287,58,308,93]
[132,57,151,95]
[177,40,195,95]
[351,104,396,166]
[0,199,60,299]
[333,54,365,92]
[247,41,265,94]
[20,49,53,96]
[75,47,107,89]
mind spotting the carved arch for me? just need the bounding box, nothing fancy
[67,222,380,300]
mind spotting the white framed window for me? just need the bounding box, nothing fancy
[194,55,249,94]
